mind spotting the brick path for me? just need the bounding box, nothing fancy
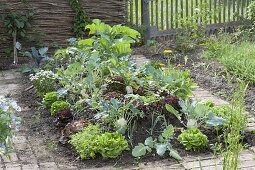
[1,58,255,169]
[0,70,62,170]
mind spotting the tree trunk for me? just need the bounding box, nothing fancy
[13,29,18,65]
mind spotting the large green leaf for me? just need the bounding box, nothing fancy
[169,148,182,161]
[165,104,181,120]
[144,137,154,148]
[132,143,150,158]
[155,144,167,156]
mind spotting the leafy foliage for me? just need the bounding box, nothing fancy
[178,127,208,151]
[50,101,70,117]
[1,4,33,39]
[68,0,90,38]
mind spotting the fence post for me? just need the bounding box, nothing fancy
[142,0,150,42]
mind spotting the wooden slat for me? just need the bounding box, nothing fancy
[175,0,178,28]
[237,0,240,20]
[130,0,134,24]
[241,0,244,16]
[223,0,226,23]
[214,0,217,23]
[186,0,188,19]
[166,0,169,29]
[161,0,164,29]
[196,0,198,24]
[151,0,154,26]
[171,0,174,28]
[209,0,212,24]
[218,0,221,23]
[180,0,183,26]
[233,0,235,21]
[156,0,159,28]
[228,0,231,22]
[135,0,139,26]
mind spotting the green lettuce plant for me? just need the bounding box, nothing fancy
[50,101,70,117]
[42,91,64,108]
[177,127,208,151]
[69,124,128,159]
[97,132,129,158]
[69,124,102,159]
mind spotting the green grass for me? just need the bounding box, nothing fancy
[203,35,255,83]
[127,0,249,30]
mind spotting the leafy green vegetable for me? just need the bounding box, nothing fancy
[69,124,102,159]
[178,127,208,151]
[97,132,129,158]
[42,91,64,108]
[50,101,70,117]
[132,125,182,160]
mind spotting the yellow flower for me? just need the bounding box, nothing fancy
[159,63,165,67]
[164,49,172,54]
[176,64,183,68]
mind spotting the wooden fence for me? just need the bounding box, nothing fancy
[127,0,253,40]
[0,0,126,57]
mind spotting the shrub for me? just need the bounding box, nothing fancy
[50,101,70,117]
[30,70,58,96]
[43,92,64,108]
[97,132,129,158]
[177,127,208,151]
[69,124,102,159]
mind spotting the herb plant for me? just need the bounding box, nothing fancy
[30,70,58,96]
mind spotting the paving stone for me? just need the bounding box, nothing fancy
[58,164,78,170]
[2,153,19,163]
[1,70,21,80]
[21,164,40,170]
[0,84,21,96]
[39,162,58,170]
[5,163,21,170]
[18,149,37,165]
[183,157,221,169]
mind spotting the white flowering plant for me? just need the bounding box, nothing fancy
[30,70,58,96]
[0,96,21,156]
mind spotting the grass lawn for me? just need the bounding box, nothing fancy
[203,35,255,83]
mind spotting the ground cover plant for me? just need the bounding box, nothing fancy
[25,19,249,166]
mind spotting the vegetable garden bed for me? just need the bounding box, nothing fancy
[11,19,253,169]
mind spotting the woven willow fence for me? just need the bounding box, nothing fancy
[0,0,126,57]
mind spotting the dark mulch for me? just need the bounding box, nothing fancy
[0,57,29,70]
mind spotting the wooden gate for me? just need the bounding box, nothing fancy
[127,0,252,40]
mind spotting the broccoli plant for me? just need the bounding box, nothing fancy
[132,125,182,161]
